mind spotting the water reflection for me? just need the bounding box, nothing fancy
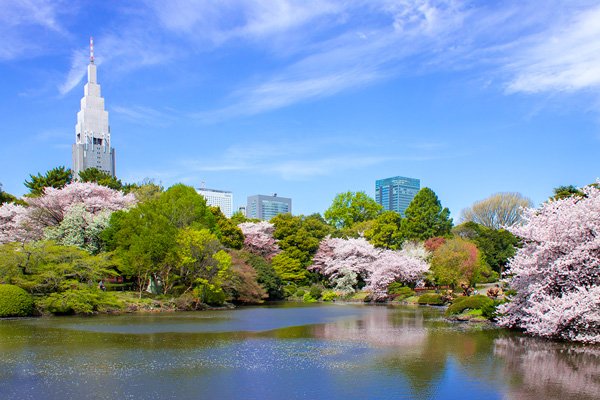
[494,337,600,400]
[0,305,598,400]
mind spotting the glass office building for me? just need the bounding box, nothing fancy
[246,194,292,221]
[375,176,420,217]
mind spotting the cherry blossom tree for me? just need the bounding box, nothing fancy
[238,221,280,259]
[0,182,135,245]
[311,237,429,299]
[497,184,600,343]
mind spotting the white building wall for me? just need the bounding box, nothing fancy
[197,188,233,218]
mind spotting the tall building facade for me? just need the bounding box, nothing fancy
[246,194,292,221]
[375,176,420,216]
[196,188,233,218]
[72,38,116,178]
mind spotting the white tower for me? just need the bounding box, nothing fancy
[72,37,116,177]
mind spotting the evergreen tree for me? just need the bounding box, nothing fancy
[78,167,123,190]
[402,188,452,241]
[24,166,73,197]
[364,210,404,249]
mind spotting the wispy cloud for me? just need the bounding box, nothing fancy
[111,105,177,127]
[0,0,69,60]
[506,5,600,93]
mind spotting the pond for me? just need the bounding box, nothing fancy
[0,303,598,400]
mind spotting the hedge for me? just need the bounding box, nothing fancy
[0,284,34,317]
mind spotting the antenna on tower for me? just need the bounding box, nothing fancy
[90,37,94,64]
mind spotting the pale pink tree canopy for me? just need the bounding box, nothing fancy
[238,221,281,259]
[498,184,600,343]
[0,182,136,245]
[311,236,429,299]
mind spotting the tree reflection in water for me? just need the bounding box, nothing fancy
[494,336,600,400]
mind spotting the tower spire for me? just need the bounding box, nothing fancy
[90,36,94,64]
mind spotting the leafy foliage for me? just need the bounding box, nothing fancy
[78,167,123,190]
[37,288,123,315]
[225,260,268,304]
[446,295,494,315]
[271,252,308,283]
[402,188,452,241]
[364,210,404,249]
[233,250,283,299]
[43,203,111,254]
[324,191,382,229]
[498,184,600,343]
[24,166,73,197]
[0,241,118,295]
[103,184,219,296]
[209,207,244,249]
[453,222,519,274]
[551,185,584,200]
[417,293,444,305]
[0,284,34,317]
[429,238,491,288]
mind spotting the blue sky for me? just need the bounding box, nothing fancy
[1,0,599,220]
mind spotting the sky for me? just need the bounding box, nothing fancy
[1,0,599,220]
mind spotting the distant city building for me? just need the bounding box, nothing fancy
[197,187,233,218]
[375,176,420,216]
[72,37,116,178]
[246,194,292,221]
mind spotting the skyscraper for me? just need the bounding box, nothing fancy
[246,194,292,221]
[196,187,233,218]
[72,37,116,178]
[375,176,420,216]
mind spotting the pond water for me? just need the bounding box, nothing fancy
[1,303,598,400]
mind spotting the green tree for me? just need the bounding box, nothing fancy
[402,188,452,241]
[24,166,73,197]
[78,167,123,190]
[551,185,584,200]
[230,250,283,299]
[364,210,404,249]
[0,241,118,294]
[271,213,331,269]
[128,181,163,203]
[209,207,244,249]
[0,183,23,205]
[102,184,217,296]
[271,252,308,284]
[173,228,231,294]
[429,238,488,288]
[324,191,382,229]
[453,221,519,275]
[231,210,255,225]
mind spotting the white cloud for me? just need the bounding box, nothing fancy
[506,5,600,93]
[0,0,68,60]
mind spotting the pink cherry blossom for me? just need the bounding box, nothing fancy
[311,236,429,299]
[0,182,136,245]
[238,221,281,259]
[498,184,600,343]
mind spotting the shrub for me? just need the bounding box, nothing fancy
[302,292,317,303]
[388,283,415,300]
[0,284,34,317]
[193,281,226,306]
[446,295,494,316]
[418,293,444,305]
[295,289,306,297]
[283,284,297,298]
[321,291,337,301]
[37,288,123,315]
[309,285,323,300]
